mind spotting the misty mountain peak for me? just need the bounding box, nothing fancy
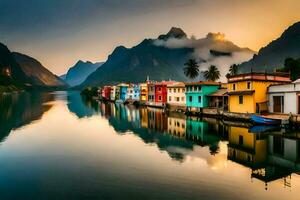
[281,21,300,38]
[158,27,187,40]
[206,32,226,41]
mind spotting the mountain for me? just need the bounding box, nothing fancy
[240,21,300,72]
[0,42,68,92]
[80,27,254,87]
[13,52,67,88]
[62,60,103,87]
[0,42,31,91]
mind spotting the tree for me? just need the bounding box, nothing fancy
[183,59,199,80]
[229,64,239,76]
[202,65,220,81]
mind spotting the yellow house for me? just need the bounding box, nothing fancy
[227,72,291,113]
[139,83,148,102]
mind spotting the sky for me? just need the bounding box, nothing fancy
[0,0,299,75]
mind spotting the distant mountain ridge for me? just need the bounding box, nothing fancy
[80,27,254,87]
[62,60,103,87]
[240,21,300,72]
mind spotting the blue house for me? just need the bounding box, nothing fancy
[126,84,140,101]
[117,83,129,102]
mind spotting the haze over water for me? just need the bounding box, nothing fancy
[0,91,299,199]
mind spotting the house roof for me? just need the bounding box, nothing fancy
[155,81,176,86]
[227,90,255,95]
[184,81,221,86]
[227,72,291,83]
[167,82,185,88]
[207,88,228,97]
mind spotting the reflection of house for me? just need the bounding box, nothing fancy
[227,73,291,114]
[227,126,267,168]
[167,82,186,110]
[268,81,300,114]
[185,118,222,149]
[185,82,220,111]
[140,108,149,128]
[167,116,186,138]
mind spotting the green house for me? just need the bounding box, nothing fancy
[185,82,220,111]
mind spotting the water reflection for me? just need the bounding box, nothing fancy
[0,92,54,139]
[83,99,300,189]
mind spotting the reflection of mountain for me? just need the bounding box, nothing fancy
[0,92,54,141]
[67,92,98,118]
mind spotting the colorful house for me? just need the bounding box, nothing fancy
[117,83,129,102]
[185,82,220,111]
[101,86,111,100]
[126,84,140,101]
[167,82,186,109]
[147,82,156,106]
[267,80,300,114]
[155,81,175,107]
[227,72,291,114]
[110,86,117,101]
[139,83,148,102]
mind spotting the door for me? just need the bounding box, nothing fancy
[273,96,283,113]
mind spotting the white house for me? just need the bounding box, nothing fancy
[167,82,186,109]
[268,81,300,114]
[110,86,117,101]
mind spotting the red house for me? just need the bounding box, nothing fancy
[102,86,111,100]
[155,81,175,106]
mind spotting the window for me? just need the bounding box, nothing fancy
[169,96,172,101]
[233,84,236,91]
[158,87,161,91]
[239,95,243,104]
[169,89,171,92]
[239,135,243,145]
[158,96,162,101]
[247,82,251,89]
[189,96,193,102]
[198,96,201,103]
[176,97,180,102]
[183,89,185,92]
[174,88,176,93]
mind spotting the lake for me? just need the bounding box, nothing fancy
[0,91,299,200]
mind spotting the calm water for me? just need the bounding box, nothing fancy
[0,91,300,200]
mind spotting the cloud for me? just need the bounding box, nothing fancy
[153,32,255,81]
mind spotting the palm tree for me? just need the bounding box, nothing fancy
[183,59,199,80]
[202,65,220,81]
[229,64,239,76]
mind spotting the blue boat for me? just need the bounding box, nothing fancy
[251,114,282,125]
[249,125,281,133]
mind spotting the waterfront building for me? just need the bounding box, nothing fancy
[139,83,148,102]
[185,82,220,111]
[102,86,111,100]
[207,88,228,111]
[268,81,300,114]
[227,72,291,114]
[126,84,140,101]
[117,83,129,102]
[155,81,176,107]
[110,86,117,101]
[167,82,186,110]
[147,82,156,106]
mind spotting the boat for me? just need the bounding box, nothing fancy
[250,114,282,125]
[249,125,281,133]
